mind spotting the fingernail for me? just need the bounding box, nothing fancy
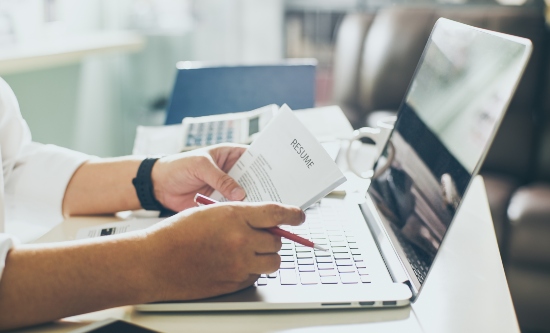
[231,187,246,200]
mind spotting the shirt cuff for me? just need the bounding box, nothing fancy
[5,143,91,226]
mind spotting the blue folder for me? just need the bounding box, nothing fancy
[164,60,317,125]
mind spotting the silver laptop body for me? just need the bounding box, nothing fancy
[136,18,532,312]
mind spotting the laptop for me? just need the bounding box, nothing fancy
[136,18,532,312]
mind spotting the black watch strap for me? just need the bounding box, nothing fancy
[132,158,164,211]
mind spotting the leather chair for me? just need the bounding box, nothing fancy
[331,6,550,332]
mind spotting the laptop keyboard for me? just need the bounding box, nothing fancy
[389,223,430,285]
[255,202,372,287]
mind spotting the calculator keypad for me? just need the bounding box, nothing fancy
[186,120,239,147]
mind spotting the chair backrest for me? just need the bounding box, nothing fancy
[332,6,547,181]
[164,60,317,125]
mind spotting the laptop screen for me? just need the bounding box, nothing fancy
[367,19,531,287]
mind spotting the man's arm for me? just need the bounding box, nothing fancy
[0,203,305,331]
[62,145,247,216]
[62,156,142,216]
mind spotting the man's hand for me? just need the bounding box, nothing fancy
[151,144,247,212]
[145,202,305,301]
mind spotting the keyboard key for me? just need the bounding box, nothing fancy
[299,265,315,272]
[332,247,350,253]
[347,236,357,243]
[297,253,313,259]
[280,262,296,269]
[298,258,314,265]
[281,244,294,250]
[340,273,360,284]
[296,248,313,253]
[360,275,372,283]
[330,241,348,247]
[280,269,298,285]
[351,249,362,256]
[257,277,268,286]
[335,259,353,266]
[329,236,345,242]
[353,255,364,262]
[319,269,337,276]
[300,272,320,285]
[355,261,367,268]
[280,255,295,262]
[315,251,331,257]
[267,272,278,278]
[320,276,339,284]
[357,268,369,276]
[316,257,333,263]
[349,243,359,249]
[317,262,335,270]
[279,250,294,256]
[334,253,351,260]
[337,266,355,273]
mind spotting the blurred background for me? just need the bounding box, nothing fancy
[0,0,549,332]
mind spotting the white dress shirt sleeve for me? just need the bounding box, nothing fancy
[5,143,91,224]
[0,77,91,281]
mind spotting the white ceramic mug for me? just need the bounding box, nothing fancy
[346,116,397,179]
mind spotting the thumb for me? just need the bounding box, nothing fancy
[200,161,246,200]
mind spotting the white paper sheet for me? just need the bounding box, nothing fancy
[211,105,346,209]
[76,218,162,239]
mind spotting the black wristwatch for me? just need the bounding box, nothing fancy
[132,158,164,211]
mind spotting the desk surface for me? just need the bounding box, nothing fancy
[15,108,519,332]
[17,175,518,333]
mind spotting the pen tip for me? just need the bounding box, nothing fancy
[314,244,329,251]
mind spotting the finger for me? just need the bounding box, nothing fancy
[198,159,246,200]
[235,274,260,291]
[210,144,247,172]
[248,229,282,254]
[239,203,305,228]
[250,253,281,275]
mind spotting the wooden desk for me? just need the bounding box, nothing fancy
[15,175,518,333]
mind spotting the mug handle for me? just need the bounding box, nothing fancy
[346,127,395,179]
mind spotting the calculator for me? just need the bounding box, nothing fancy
[181,104,278,150]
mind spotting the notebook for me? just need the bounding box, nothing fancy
[136,18,532,311]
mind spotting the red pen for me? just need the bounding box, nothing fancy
[194,193,328,251]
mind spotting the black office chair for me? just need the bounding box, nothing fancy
[164,59,317,125]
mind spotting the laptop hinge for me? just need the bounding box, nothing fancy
[359,197,418,297]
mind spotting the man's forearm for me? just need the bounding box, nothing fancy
[0,232,155,331]
[63,157,144,216]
